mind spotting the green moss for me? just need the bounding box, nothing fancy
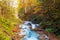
[0,15,19,40]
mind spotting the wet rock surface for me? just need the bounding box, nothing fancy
[12,21,58,40]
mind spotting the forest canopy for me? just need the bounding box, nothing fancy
[0,0,60,40]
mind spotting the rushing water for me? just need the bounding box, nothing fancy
[19,21,49,40]
[19,21,39,40]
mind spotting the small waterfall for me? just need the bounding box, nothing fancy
[19,21,39,40]
[19,21,49,40]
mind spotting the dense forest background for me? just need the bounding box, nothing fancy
[0,0,60,40]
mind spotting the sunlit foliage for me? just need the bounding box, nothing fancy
[0,0,60,40]
[0,0,20,40]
